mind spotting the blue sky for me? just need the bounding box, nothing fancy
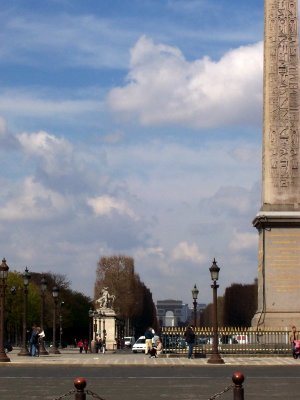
[0,0,267,305]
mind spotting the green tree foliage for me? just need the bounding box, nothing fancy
[5,270,91,345]
[94,255,157,335]
[5,271,40,343]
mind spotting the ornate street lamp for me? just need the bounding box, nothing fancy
[88,309,94,352]
[49,286,60,354]
[207,258,224,364]
[59,301,64,349]
[18,267,31,356]
[0,258,10,362]
[191,284,199,327]
[102,311,106,341]
[96,311,102,340]
[39,276,48,355]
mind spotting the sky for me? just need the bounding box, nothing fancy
[0,0,267,306]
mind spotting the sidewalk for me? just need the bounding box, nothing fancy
[2,348,300,366]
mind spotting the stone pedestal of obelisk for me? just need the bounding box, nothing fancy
[252,0,300,328]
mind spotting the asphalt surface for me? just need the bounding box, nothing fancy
[1,348,300,400]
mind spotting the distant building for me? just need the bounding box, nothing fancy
[156,299,189,327]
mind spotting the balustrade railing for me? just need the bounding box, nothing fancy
[161,326,291,356]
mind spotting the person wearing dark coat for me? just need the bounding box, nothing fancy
[184,325,196,359]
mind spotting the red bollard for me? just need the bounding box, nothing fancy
[232,371,244,400]
[74,377,87,400]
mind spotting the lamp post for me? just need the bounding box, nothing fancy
[191,284,199,327]
[59,301,64,349]
[49,286,60,354]
[207,258,224,364]
[39,277,48,355]
[88,309,94,352]
[97,310,106,341]
[102,312,106,341]
[97,311,102,340]
[18,267,31,356]
[0,258,10,362]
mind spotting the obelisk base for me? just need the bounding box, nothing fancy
[252,212,300,329]
[252,311,300,329]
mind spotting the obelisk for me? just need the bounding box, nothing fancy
[252,0,300,328]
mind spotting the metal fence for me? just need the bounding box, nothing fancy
[161,327,291,356]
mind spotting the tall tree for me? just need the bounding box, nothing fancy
[94,255,157,335]
[223,281,258,327]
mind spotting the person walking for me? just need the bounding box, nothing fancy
[144,327,154,355]
[29,325,39,357]
[184,325,196,359]
[97,337,103,353]
[77,339,84,354]
[83,339,89,353]
[290,325,300,354]
[290,326,299,344]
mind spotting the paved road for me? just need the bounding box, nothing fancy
[1,364,300,400]
[0,349,300,399]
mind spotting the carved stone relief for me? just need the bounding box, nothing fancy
[266,0,300,191]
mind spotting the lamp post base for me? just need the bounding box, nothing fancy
[18,347,31,356]
[207,352,225,364]
[39,341,49,355]
[39,339,49,356]
[0,350,10,362]
[49,346,61,354]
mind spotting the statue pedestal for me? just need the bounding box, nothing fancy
[95,308,117,351]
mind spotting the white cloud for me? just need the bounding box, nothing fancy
[134,246,165,261]
[172,241,205,263]
[18,130,72,157]
[17,130,73,176]
[205,185,259,216]
[229,230,258,252]
[0,176,67,220]
[108,36,263,128]
[0,90,100,117]
[102,130,124,144]
[0,116,7,138]
[230,145,259,163]
[87,195,138,220]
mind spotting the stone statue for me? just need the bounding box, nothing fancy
[96,287,116,310]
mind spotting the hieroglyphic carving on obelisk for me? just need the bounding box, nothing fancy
[252,0,300,329]
[263,0,300,209]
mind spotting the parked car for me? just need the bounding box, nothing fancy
[207,336,223,345]
[132,336,146,353]
[176,338,187,349]
[162,335,183,348]
[196,336,208,345]
[232,334,248,344]
[124,336,135,348]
